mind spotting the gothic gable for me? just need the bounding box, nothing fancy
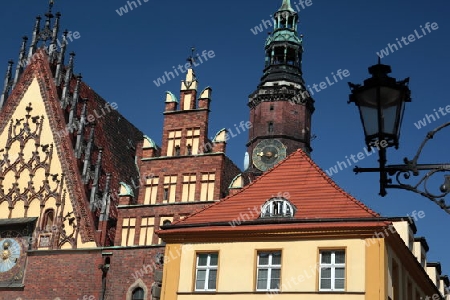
[0,59,97,248]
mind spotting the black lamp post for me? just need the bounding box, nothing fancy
[348,60,450,214]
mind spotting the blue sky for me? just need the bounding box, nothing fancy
[1,0,449,277]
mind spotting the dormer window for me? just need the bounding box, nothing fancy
[261,198,296,218]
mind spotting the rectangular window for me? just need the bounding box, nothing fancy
[144,177,159,205]
[319,250,345,291]
[139,217,154,245]
[200,172,215,201]
[163,175,177,203]
[195,253,218,291]
[167,130,182,156]
[182,173,196,202]
[186,128,200,155]
[256,251,281,291]
[121,217,136,246]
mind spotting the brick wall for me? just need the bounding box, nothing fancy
[0,247,165,300]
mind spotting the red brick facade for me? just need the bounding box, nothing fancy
[0,247,166,300]
[0,46,240,300]
[247,98,313,159]
[116,72,241,247]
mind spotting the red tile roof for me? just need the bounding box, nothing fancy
[161,148,382,233]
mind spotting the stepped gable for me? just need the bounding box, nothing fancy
[159,148,388,238]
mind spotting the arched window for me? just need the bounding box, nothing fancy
[42,209,55,232]
[131,287,144,300]
[260,198,296,218]
[126,279,148,300]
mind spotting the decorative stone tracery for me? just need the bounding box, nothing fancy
[0,103,78,249]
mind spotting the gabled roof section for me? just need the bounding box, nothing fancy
[0,48,143,245]
[169,148,380,227]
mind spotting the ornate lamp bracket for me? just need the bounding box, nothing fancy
[354,121,450,214]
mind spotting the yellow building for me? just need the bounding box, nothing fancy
[158,149,449,300]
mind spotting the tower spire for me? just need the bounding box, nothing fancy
[259,0,303,85]
[246,0,315,175]
[12,36,28,90]
[49,12,61,61]
[279,0,295,11]
[0,60,14,109]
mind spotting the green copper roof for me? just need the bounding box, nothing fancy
[213,128,227,142]
[143,135,158,148]
[279,0,295,12]
[165,91,178,103]
[266,30,302,46]
[119,182,134,197]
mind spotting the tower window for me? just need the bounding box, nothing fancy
[181,173,196,202]
[268,122,274,133]
[144,177,159,205]
[270,105,274,111]
[273,47,284,65]
[286,47,297,66]
[163,175,177,202]
[167,130,182,156]
[200,173,215,201]
[121,217,136,246]
[186,128,200,155]
[139,217,155,246]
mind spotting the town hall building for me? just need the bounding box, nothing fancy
[0,1,448,299]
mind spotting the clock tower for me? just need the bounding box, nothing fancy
[247,0,315,174]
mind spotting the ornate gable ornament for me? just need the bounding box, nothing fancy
[0,59,97,245]
[0,103,80,249]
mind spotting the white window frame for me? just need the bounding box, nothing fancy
[261,198,295,218]
[256,251,281,291]
[195,253,218,291]
[319,250,345,291]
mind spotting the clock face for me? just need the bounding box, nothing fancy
[0,239,21,273]
[252,139,287,171]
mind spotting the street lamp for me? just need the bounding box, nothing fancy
[348,60,450,214]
